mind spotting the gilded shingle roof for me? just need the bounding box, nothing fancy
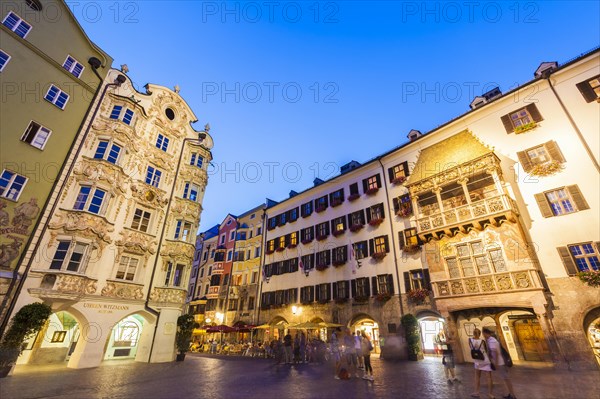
[407,130,493,185]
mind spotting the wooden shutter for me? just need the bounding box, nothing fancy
[343,281,350,298]
[315,285,321,301]
[347,213,353,227]
[371,276,379,296]
[364,277,371,297]
[362,179,368,194]
[388,167,395,183]
[387,274,395,295]
[393,197,400,213]
[517,150,534,173]
[366,207,372,223]
[404,272,411,293]
[351,279,357,298]
[423,269,431,290]
[383,235,390,252]
[369,239,375,256]
[332,282,338,299]
[526,103,543,122]
[380,203,385,219]
[398,231,406,250]
[309,286,314,302]
[545,141,566,163]
[359,209,365,224]
[325,250,331,265]
[326,283,331,300]
[501,114,514,133]
[576,78,599,103]
[534,193,553,218]
[375,174,381,188]
[567,185,589,211]
[402,161,410,176]
[557,246,578,275]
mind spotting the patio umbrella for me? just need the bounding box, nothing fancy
[289,321,324,329]
[252,324,272,329]
[319,322,344,328]
[206,324,236,333]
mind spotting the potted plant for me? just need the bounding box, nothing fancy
[407,288,430,304]
[175,314,199,361]
[349,224,364,232]
[577,270,600,287]
[332,259,346,267]
[401,314,422,361]
[0,302,52,378]
[331,198,343,207]
[391,176,407,185]
[396,204,413,218]
[371,251,386,260]
[530,160,564,177]
[353,295,369,304]
[348,193,360,201]
[332,229,345,237]
[301,238,313,245]
[316,234,328,241]
[365,187,379,195]
[315,205,327,213]
[514,121,537,134]
[402,245,420,254]
[316,264,328,271]
[368,218,384,227]
[375,292,391,303]
[276,246,286,252]
[287,243,297,249]
[334,297,348,304]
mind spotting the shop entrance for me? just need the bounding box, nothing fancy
[24,311,80,365]
[584,307,600,367]
[350,314,380,354]
[104,315,144,361]
[417,312,445,355]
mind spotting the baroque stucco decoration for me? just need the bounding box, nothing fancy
[115,229,157,261]
[130,184,169,208]
[72,158,130,194]
[55,274,97,295]
[149,287,186,304]
[48,210,114,248]
[101,281,144,300]
[160,241,194,263]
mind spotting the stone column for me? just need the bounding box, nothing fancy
[533,304,567,368]
[67,321,108,369]
[458,178,470,204]
[150,307,181,363]
[442,311,464,363]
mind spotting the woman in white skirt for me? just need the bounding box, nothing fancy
[470,328,494,399]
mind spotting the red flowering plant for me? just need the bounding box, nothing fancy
[371,251,386,260]
[315,205,327,213]
[316,263,328,271]
[331,198,343,207]
[301,238,313,245]
[349,224,364,233]
[375,292,391,302]
[276,246,286,252]
[578,270,600,287]
[402,245,420,254]
[368,218,384,227]
[316,234,328,241]
[332,229,345,237]
[396,204,413,218]
[332,259,346,267]
[348,193,360,201]
[287,243,297,249]
[266,248,275,255]
[365,187,379,195]
[407,288,430,304]
[391,176,407,185]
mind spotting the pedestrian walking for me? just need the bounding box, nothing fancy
[361,332,374,381]
[283,332,293,364]
[469,328,494,399]
[331,328,342,379]
[436,330,460,384]
[293,334,301,363]
[483,327,517,399]
[354,332,364,369]
[344,328,358,378]
[300,332,307,363]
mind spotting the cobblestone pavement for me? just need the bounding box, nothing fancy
[1,354,599,399]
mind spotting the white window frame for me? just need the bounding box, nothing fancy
[0,169,28,201]
[156,133,169,152]
[568,243,600,272]
[93,138,122,165]
[445,240,507,278]
[164,262,186,287]
[131,208,152,233]
[0,49,11,72]
[545,188,576,216]
[44,84,69,110]
[115,255,140,282]
[73,185,108,215]
[49,239,90,273]
[62,55,85,78]
[190,153,204,168]
[21,120,52,150]
[109,105,135,125]
[183,182,200,202]
[174,220,193,241]
[2,11,31,39]
[145,165,162,188]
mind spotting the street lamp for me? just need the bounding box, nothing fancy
[215,312,224,324]
[291,305,301,315]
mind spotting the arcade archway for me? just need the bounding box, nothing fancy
[350,313,380,354]
[584,307,600,367]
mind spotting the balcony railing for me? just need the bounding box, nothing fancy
[211,263,224,274]
[416,194,518,237]
[29,272,98,299]
[432,269,542,298]
[207,286,220,299]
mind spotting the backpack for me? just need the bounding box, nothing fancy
[469,339,485,360]
[339,368,350,380]
[500,344,513,367]
[368,341,373,352]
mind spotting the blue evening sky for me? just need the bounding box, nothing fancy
[69,1,600,231]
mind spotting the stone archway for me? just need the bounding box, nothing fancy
[583,306,600,367]
[416,310,444,355]
[268,315,289,340]
[349,313,381,354]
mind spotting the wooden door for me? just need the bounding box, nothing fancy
[515,320,549,361]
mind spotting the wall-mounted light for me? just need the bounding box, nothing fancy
[292,305,300,315]
[205,318,211,324]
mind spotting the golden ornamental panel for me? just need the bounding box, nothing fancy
[473,203,487,217]
[101,281,144,300]
[488,197,504,213]
[458,208,472,221]
[48,210,114,246]
[56,275,97,295]
[464,278,479,293]
[171,197,202,220]
[479,276,496,292]
[116,230,157,256]
[513,272,532,289]
[130,184,168,208]
[73,158,130,194]
[444,211,457,224]
[160,241,195,262]
[450,281,464,295]
[495,275,513,290]
[419,220,431,231]
[432,215,444,228]
[149,287,186,304]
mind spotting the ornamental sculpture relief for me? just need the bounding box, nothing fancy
[49,210,114,245]
[130,184,169,208]
[171,198,202,220]
[160,241,194,262]
[101,282,144,300]
[56,275,97,295]
[514,272,532,289]
[149,287,186,304]
[73,158,129,194]
[115,230,157,256]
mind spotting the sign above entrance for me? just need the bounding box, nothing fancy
[83,303,131,314]
[507,315,537,320]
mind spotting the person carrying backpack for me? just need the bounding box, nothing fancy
[483,327,517,399]
[469,328,493,399]
[361,332,374,381]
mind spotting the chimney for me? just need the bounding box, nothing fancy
[340,161,361,174]
[313,178,324,187]
[289,190,298,198]
[407,129,422,141]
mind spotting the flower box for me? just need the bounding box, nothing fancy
[316,264,328,271]
[371,251,386,260]
[396,206,412,218]
[318,299,330,305]
[349,224,364,232]
[287,243,297,249]
[375,293,391,302]
[315,205,327,213]
[316,234,328,241]
[402,245,420,254]
[348,193,360,201]
[266,249,275,255]
[530,160,564,177]
[407,288,430,304]
[332,260,346,267]
[332,230,345,237]
[514,121,537,134]
[276,246,286,252]
[335,297,349,304]
[578,270,600,288]
[365,187,379,196]
[392,176,407,185]
[301,239,313,245]
[368,218,384,227]
[353,296,369,304]
[331,198,343,207]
